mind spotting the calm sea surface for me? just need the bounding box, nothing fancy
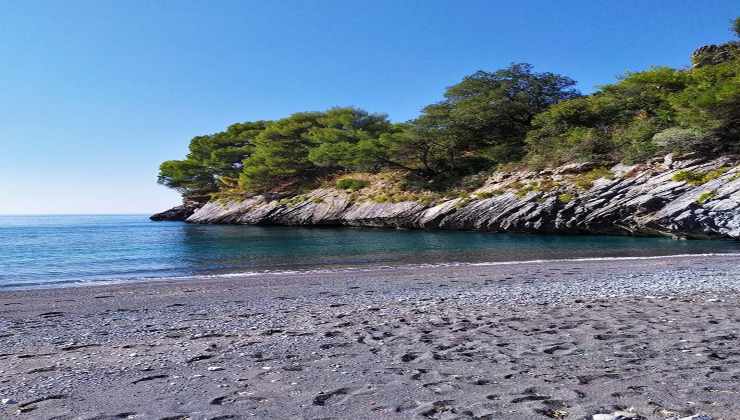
[1,215,740,290]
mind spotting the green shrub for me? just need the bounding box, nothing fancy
[696,190,717,204]
[475,190,503,199]
[673,170,703,184]
[573,167,614,190]
[673,167,728,185]
[508,181,525,191]
[652,127,714,154]
[389,192,419,203]
[704,168,728,183]
[514,180,562,198]
[515,183,539,198]
[558,193,575,203]
[336,178,369,191]
[370,193,390,203]
[615,118,661,164]
[418,195,437,206]
[574,177,591,190]
[454,193,473,208]
[279,194,306,206]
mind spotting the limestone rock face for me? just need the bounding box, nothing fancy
[156,156,740,239]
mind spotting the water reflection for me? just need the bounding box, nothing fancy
[1,215,739,288]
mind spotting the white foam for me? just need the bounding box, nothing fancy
[7,252,739,291]
[163,252,740,281]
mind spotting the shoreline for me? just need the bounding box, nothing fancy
[2,255,740,418]
[4,250,740,292]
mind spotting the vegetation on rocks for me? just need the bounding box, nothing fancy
[475,191,503,200]
[558,193,575,204]
[573,167,614,190]
[336,178,370,192]
[696,190,717,204]
[159,17,740,204]
[672,167,728,186]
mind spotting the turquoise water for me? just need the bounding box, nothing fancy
[1,214,739,289]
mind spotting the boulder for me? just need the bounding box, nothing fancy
[150,202,201,221]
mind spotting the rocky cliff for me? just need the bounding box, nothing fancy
[154,155,740,240]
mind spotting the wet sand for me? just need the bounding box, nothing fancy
[1,255,740,419]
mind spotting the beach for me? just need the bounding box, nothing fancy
[1,255,740,419]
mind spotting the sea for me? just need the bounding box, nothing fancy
[2,214,740,290]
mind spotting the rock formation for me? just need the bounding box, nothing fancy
[149,200,202,221]
[154,155,740,239]
[691,42,739,67]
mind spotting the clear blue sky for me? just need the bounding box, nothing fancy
[1,0,737,214]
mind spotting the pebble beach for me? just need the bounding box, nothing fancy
[1,255,740,419]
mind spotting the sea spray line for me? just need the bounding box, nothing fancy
[162,252,740,280]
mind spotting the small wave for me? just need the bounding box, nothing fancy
[467,252,740,266]
[0,278,96,290]
[3,252,740,291]
[150,252,740,280]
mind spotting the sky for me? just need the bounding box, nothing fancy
[1,0,738,215]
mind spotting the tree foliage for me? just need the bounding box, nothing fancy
[157,121,269,199]
[397,64,579,176]
[239,108,393,192]
[526,55,739,165]
[306,108,393,170]
[158,16,740,198]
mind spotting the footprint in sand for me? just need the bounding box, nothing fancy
[38,311,65,318]
[83,411,137,420]
[510,394,551,403]
[542,342,579,355]
[312,386,373,406]
[210,392,267,408]
[131,374,168,385]
[15,394,68,414]
[400,352,420,362]
[416,400,457,419]
[423,381,460,394]
[185,354,214,363]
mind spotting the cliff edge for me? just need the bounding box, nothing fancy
[153,155,740,240]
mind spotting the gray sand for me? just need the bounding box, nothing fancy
[1,255,740,419]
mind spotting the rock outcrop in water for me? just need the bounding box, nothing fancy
[155,155,740,239]
[149,200,201,221]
